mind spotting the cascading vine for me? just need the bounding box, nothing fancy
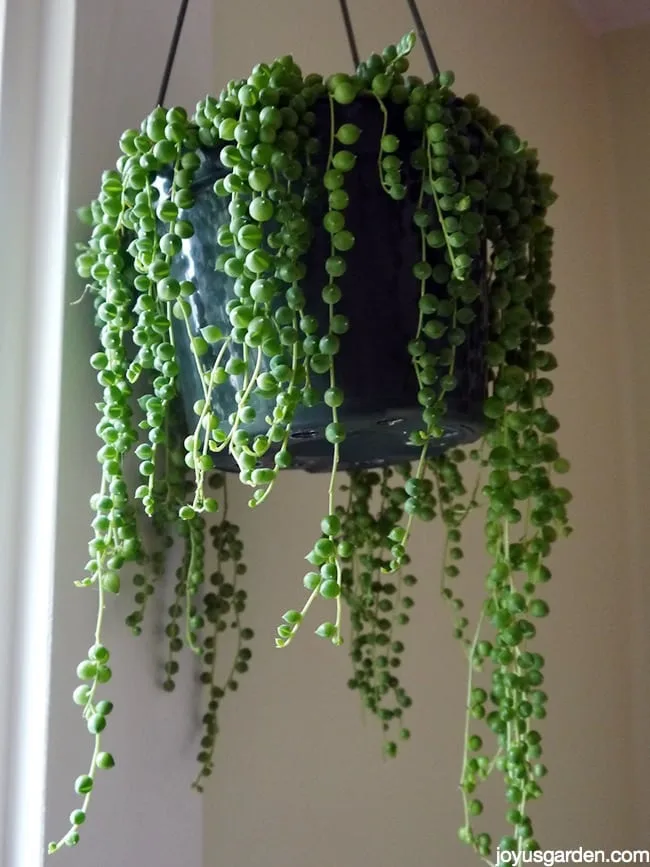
[340,466,416,757]
[54,31,570,866]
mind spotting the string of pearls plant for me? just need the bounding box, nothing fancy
[52,32,571,865]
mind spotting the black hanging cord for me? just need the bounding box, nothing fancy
[155,0,439,106]
[405,0,440,77]
[156,0,190,107]
[338,0,360,69]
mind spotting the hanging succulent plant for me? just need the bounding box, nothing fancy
[52,15,571,865]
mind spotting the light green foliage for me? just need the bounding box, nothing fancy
[55,31,570,865]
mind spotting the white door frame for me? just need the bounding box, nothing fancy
[0,1,76,864]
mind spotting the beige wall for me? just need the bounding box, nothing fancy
[204,3,647,864]
[603,20,650,841]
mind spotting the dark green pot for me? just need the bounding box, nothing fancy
[158,96,487,472]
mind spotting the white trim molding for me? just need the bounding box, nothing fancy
[0,1,76,865]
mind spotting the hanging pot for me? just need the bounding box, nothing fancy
[158,95,488,472]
